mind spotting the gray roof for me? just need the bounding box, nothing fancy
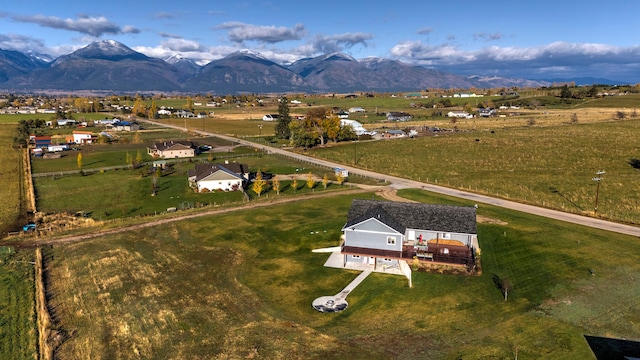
[188,162,249,182]
[152,140,197,152]
[344,199,476,234]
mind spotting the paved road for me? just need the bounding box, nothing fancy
[141,119,640,238]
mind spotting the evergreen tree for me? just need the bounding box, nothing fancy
[275,96,292,139]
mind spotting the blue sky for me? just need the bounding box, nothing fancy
[1,0,639,82]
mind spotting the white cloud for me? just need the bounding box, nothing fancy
[8,13,139,37]
[216,22,305,44]
[391,40,640,80]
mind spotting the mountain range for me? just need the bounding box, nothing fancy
[0,39,562,94]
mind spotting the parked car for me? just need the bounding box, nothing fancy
[262,114,279,121]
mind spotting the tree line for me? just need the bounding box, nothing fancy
[274,96,357,148]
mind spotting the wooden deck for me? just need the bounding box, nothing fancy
[341,244,474,266]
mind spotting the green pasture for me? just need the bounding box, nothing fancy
[155,116,278,137]
[0,124,24,235]
[575,95,640,109]
[310,119,640,224]
[0,112,119,125]
[45,189,640,359]
[33,153,357,221]
[0,247,37,360]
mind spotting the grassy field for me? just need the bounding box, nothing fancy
[0,247,37,360]
[0,124,25,235]
[43,189,640,359]
[33,152,358,221]
[309,119,640,224]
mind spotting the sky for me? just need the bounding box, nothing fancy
[1,0,639,82]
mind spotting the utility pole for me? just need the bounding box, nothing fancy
[592,170,605,216]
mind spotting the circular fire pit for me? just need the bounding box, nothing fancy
[312,296,348,313]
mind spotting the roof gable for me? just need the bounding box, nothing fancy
[153,140,197,152]
[189,162,249,182]
[345,199,476,234]
[200,168,243,182]
[342,217,402,234]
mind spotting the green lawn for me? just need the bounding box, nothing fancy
[33,153,356,221]
[44,190,640,359]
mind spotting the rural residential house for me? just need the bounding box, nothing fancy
[447,111,473,119]
[386,112,412,121]
[340,119,375,136]
[33,136,52,148]
[478,108,496,117]
[188,162,250,192]
[108,121,140,131]
[341,200,478,270]
[72,131,95,144]
[148,141,198,158]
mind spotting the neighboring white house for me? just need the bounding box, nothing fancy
[148,141,198,158]
[47,144,68,152]
[72,131,94,144]
[341,200,478,270]
[47,119,77,127]
[348,107,366,113]
[94,118,120,126]
[340,119,375,136]
[188,162,250,192]
[386,112,412,121]
[447,111,473,119]
[478,108,496,117]
[157,109,172,116]
[109,121,140,131]
[176,110,195,118]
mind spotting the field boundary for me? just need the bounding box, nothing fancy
[7,187,371,248]
[35,247,53,360]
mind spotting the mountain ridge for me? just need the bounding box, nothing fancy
[0,39,576,93]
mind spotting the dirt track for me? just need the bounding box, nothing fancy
[5,188,370,248]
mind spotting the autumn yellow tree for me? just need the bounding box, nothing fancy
[324,115,342,142]
[125,152,132,167]
[77,153,83,169]
[185,97,194,112]
[136,150,143,166]
[335,172,345,185]
[322,174,329,189]
[132,97,147,117]
[149,100,158,119]
[252,170,267,196]
[132,131,142,143]
[292,177,298,192]
[272,177,281,195]
[306,172,315,189]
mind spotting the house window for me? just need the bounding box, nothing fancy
[383,258,393,262]
[407,230,415,240]
[441,232,451,239]
[387,236,396,245]
[352,255,360,259]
